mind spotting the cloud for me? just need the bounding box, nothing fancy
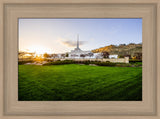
[58,38,86,47]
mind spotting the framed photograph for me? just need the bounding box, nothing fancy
[18,18,142,101]
[0,0,159,119]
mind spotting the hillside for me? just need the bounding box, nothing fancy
[92,43,142,57]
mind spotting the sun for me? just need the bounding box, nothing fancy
[27,45,52,55]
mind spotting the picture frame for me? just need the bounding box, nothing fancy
[0,0,159,119]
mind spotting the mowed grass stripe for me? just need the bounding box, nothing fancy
[107,77,142,100]
[18,64,142,101]
[79,74,141,100]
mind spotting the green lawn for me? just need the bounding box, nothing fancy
[18,64,142,101]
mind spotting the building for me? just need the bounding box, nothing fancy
[68,35,93,59]
[47,35,129,63]
[109,55,118,59]
[68,35,119,59]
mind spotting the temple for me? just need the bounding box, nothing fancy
[68,35,92,58]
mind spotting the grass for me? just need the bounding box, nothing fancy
[18,64,142,101]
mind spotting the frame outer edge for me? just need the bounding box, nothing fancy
[0,0,160,119]
[0,0,4,118]
[157,1,160,118]
[3,3,157,117]
[1,0,160,4]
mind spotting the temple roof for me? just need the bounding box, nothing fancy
[69,35,91,54]
[71,35,82,52]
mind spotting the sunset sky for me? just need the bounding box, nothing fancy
[19,18,142,54]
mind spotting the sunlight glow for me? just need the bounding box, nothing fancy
[27,45,53,55]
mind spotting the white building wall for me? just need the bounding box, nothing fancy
[109,55,118,59]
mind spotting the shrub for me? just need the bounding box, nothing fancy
[129,59,142,63]
[42,59,141,67]
[18,60,33,65]
[43,60,74,65]
[94,61,116,67]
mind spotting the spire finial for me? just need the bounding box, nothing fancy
[77,34,79,49]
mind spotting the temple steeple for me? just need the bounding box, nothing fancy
[74,34,81,51]
[77,34,79,49]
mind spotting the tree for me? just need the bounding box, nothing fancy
[80,54,86,59]
[88,53,93,57]
[19,52,25,58]
[18,52,26,61]
[43,53,50,58]
[61,54,66,59]
[51,54,58,58]
[124,55,131,59]
[119,44,126,46]
[29,53,35,59]
[102,51,109,58]
[118,55,124,58]
[129,43,135,45]
[65,53,69,57]
[134,52,142,60]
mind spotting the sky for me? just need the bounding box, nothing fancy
[19,18,142,54]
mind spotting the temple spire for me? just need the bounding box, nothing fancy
[77,34,79,49]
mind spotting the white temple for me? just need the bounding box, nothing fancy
[45,35,127,62]
[68,35,92,58]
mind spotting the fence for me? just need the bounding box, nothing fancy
[62,57,129,63]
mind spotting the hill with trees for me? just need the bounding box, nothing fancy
[92,43,142,59]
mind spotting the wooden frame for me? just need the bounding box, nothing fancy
[0,0,159,119]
